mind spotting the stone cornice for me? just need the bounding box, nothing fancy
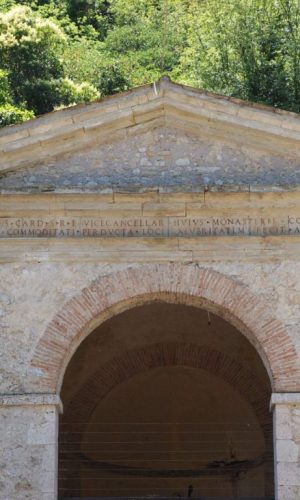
[1,235,300,263]
[1,77,300,173]
[270,393,300,411]
[1,191,300,261]
[0,393,63,412]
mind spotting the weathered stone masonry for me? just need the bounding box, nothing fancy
[2,78,300,499]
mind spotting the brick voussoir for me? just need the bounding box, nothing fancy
[31,264,298,392]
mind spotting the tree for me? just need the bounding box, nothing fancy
[0,68,34,125]
[66,0,112,39]
[177,0,300,111]
[1,0,300,126]
[0,6,65,106]
[104,0,189,85]
[0,5,99,114]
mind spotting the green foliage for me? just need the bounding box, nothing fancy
[0,0,16,12]
[96,59,130,95]
[0,5,98,117]
[0,6,65,109]
[23,77,98,114]
[0,66,34,126]
[0,69,12,104]
[63,40,130,95]
[0,103,34,126]
[0,0,300,128]
[63,39,104,84]
[106,0,189,74]
[177,0,300,112]
[57,77,99,105]
[67,0,112,38]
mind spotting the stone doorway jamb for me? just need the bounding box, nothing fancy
[0,394,62,500]
[270,393,300,500]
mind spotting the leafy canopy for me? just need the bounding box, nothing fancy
[0,0,300,127]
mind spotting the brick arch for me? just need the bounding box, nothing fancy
[30,263,299,392]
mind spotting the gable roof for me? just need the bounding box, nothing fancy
[1,76,300,174]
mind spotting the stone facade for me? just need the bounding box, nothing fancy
[2,125,300,191]
[1,78,300,499]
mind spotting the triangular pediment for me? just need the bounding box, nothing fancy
[1,77,300,192]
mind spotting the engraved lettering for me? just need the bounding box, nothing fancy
[0,215,299,238]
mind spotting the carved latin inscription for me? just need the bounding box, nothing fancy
[1,215,300,238]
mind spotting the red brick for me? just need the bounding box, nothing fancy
[31,264,300,392]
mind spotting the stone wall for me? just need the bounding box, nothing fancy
[1,126,300,192]
[0,397,60,500]
[1,77,300,192]
[1,259,300,395]
[272,395,300,499]
[2,79,300,499]
[2,255,300,499]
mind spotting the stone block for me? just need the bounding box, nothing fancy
[27,413,57,445]
[276,439,299,462]
[65,202,143,218]
[277,485,300,500]
[0,128,30,147]
[132,99,164,124]
[114,191,159,203]
[274,406,293,440]
[291,408,300,443]
[84,108,134,132]
[142,202,186,217]
[72,103,119,123]
[159,192,205,203]
[276,461,300,486]
[0,405,58,499]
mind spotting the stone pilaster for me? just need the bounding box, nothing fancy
[271,393,300,500]
[0,394,62,500]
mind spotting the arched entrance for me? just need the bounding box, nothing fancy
[29,263,300,499]
[58,303,274,499]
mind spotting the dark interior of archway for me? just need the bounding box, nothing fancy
[59,302,274,499]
